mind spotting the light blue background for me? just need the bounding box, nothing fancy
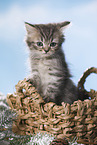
[0,0,97,95]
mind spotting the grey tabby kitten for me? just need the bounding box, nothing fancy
[25,21,78,105]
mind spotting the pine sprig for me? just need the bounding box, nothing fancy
[0,93,31,145]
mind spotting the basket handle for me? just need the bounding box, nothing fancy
[77,67,97,100]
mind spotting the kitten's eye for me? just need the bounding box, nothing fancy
[37,42,43,47]
[50,42,57,47]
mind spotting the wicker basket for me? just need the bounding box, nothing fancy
[6,67,97,144]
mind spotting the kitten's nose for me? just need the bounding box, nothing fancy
[44,50,49,53]
[44,48,49,53]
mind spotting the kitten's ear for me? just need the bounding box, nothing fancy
[25,22,37,34]
[58,21,71,32]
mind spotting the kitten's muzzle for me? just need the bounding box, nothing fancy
[44,48,50,53]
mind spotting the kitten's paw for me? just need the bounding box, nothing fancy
[43,94,56,103]
[26,78,34,85]
[43,96,50,103]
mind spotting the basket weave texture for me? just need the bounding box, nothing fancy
[6,67,97,144]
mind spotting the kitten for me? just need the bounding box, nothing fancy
[25,21,78,105]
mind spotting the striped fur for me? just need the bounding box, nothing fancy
[25,21,78,105]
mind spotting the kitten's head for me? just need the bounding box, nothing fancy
[25,21,70,55]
